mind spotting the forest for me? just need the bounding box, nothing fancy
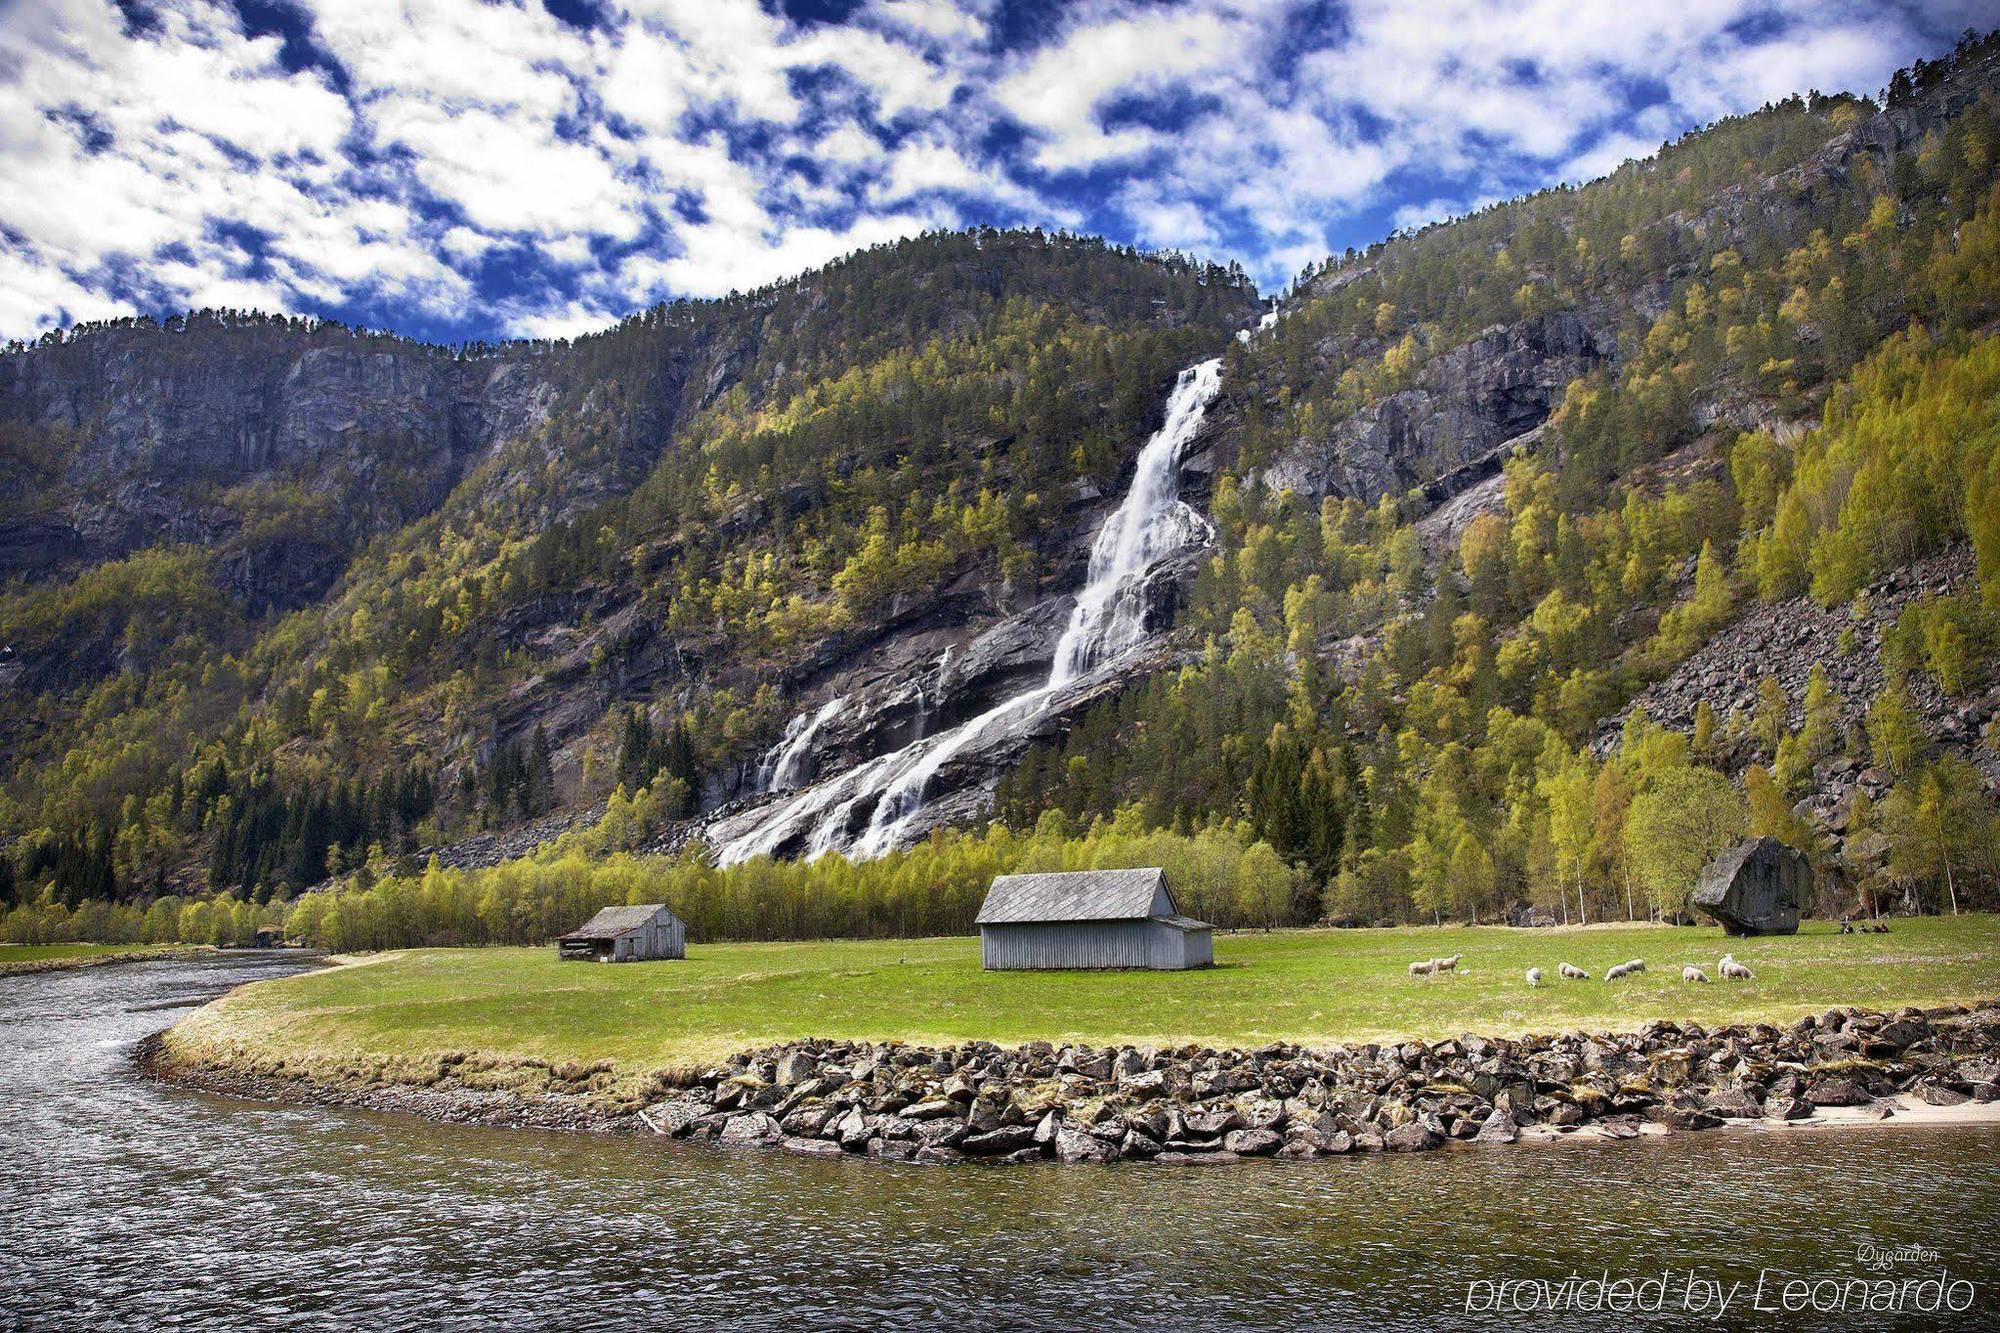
[5,36,2000,948]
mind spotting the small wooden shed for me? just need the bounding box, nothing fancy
[975,868,1213,970]
[557,903,686,962]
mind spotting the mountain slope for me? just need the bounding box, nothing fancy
[991,33,2000,923]
[6,36,2000,930]
[0,230,1256,900]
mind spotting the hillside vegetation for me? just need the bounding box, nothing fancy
[997,34,2000,928]
[8,37,2000,947]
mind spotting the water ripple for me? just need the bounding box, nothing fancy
[4,956,1998,1331]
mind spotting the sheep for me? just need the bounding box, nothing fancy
[1719,955,1754,980]
[1604,958,1645,981]
[1525,966,1544,987]
[1433,954,1462,972]
[1623,958,1646,974]
[1557,962,1590,980]
[1408,959,1437,977]
[1682,965,1711,984]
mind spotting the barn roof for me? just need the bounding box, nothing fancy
[559,903,673,940]
[976,869,1173,925]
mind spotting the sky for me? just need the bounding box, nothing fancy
[1,0,1993,344]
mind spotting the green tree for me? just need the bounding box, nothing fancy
[1881,758,1991,914]
[1443,831,1497,922]
[1545,754,1597,926]
[1622,767,1748,919]
[1866,683,1928,776]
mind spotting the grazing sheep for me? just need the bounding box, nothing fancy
[1624,958,1646,974]
[1682,965,1711,984]
[1603,962,1627,981]
[1719,955,1754,980]
[1433,954,1462,972]
[1408,959,1437,976]
[1558,962,1591,980]
[1525,967,1544,987]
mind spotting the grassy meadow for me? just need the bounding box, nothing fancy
[168,916,2000,1074]
[0,942,201,975]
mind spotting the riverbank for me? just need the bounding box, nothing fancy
[146,917,2000,1163]
[0,943,217,978]
[20,953,2000,1328]
[147,996,2000,1164]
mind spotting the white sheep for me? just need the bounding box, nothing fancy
[1408,959,1437,977]
[1719,955,1753,981]
[1558,962,1590,980]
[1623,958,1646,974]
[1682,965,1711,984]
[1525,966,1544,987]
[1433,954,1462,972]
[1603,962,1628,981]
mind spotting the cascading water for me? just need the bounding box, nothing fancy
[712,356,1224,866]
[1048,358,1220,686]
[756,695,845,793]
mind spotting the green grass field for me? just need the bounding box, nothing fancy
[170,916,2000,1073]
[0,942,195,974]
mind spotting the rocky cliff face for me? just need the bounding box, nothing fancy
[0,323,557,607]
[1257,310,1616,505]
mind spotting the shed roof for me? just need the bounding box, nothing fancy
[976,868,1172,924]
[559,903,674,940]
[1151,914,1212,932]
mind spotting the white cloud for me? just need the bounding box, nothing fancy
[867,0,991,46]
[795,25,958,121]
[994,7,1241,171]
[1389,197,1469,233]
[0,0,1968,338]
[506,299,622,340]
[869,134,1059,218]
[441,225,498,262]
[617,0,802,125]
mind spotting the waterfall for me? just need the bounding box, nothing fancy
[756,695,845,793]
[1049,357,1220,684]
[712,356,1225,866]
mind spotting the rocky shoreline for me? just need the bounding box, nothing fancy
[0,946,215,979]
[145,999,2000,1165]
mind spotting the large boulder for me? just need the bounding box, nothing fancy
[1692,837,1808,936]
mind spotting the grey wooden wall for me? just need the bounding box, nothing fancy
[981,919,1209,970]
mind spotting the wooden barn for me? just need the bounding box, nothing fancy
[975,868,1213,971]
[557,903,686,962]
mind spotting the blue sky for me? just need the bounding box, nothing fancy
[1,0,1992,343]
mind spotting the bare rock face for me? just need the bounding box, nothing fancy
[1693,837,1809,936]
[1257,311,1615,506]
[0,323,557,609]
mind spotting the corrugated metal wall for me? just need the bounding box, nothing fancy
[982,920,1210,970]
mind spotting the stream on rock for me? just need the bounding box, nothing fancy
[5,954,2000,1330]
[714,357,1224,867]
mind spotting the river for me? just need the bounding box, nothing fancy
[4,955,1997,1330]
